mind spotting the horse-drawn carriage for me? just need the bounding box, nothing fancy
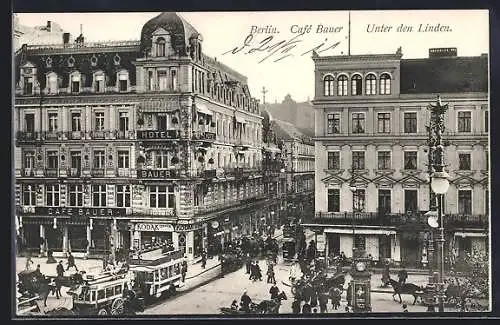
[221,252,244,274]
[219,291,288,315]
[16,270,48,315]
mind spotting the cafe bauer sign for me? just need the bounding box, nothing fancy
[34,207,126,217]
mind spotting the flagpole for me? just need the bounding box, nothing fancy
[348,11,351,56]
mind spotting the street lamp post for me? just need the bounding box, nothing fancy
[350,185,357,258]
[427,95,450,313]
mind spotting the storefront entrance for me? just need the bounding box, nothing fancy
[46,227,63,251]
[327,233,340,257]
[379,235,392,260]
[400,232,421,268]
[91,225,109,254]
[21,224,40,251]
[140,232,173,250]
[69,225,87,252]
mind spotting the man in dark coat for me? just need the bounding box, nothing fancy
[302,283,313,303]
[398,266,408,284]
[201,250,207,269]
[318,291,328,313]
[240,289,252,313]
[269,284,280,300]
[56,260,65,277]
[66,252,78,271]
[292,299,301,314]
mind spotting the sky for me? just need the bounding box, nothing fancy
[15,10,489,103]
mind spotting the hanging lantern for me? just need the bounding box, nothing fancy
[171,156,179,164]
[53,218,57,229]
[172,117,179,124]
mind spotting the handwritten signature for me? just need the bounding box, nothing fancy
[222,32,342,63]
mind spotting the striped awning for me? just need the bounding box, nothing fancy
[139,99,179,113]
[234,114,246,124]
[196,103,213,116]
[324,228,396,235]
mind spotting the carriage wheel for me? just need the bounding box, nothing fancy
[111,298,125,315]
[97,308,108,315]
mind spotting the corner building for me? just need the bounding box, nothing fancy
[308,48,489,268]
[14,12,276,262]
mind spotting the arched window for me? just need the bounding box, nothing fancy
[337,75,348,96]
[46,72,58,94]
[365,74,377,95]
[380,73,391,95]
[323,75,334,96]
[351,74,362,95]
[156,37,166,57]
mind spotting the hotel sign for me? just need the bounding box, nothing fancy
[135,223,174,232]
[34,207,126,217]
[137,130,179,140]
[137,169,179,179]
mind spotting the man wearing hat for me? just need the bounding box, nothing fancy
[240,289,252,313]
[56,260,65,277]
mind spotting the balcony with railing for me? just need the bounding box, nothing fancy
[43,131,62,141]
[66,131,84,140]
[16,131,40,142]
[45,168,58,177]
[91,168,105,177]
[90,131,107,139]
[312,211,488,229]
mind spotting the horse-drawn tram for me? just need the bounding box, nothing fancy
[128,248,185,302]
[70,269,136,316]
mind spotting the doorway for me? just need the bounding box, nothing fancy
[327,233,340,257]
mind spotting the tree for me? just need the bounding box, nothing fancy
[449,250,489,311]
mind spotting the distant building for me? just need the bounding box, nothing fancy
[308,47,488,267]
[263,94,314,137]
[265,112,315,222]
[13,16,68,52]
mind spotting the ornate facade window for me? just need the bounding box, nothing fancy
[337,75,348,96]
[365,73,377,95]
[351,74,362,95]
[379,73,391,95]
[323,75,334,96]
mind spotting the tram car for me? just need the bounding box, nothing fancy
[128,248,185,303]
[70,269,137,316]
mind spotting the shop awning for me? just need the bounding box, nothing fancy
[234,114,246,124]
[196,103,213,116]
[454,231,487,238]
[324,228,396,235]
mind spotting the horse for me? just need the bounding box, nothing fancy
[256,291,288,314]
[386,278,424,305]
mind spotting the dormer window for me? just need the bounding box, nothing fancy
[70,73,81,93]
[156,37,166,57]
[20,63,37,96]
[117,70,129,92]
[23,76,33,95]
[93,71,105,93]
[46,72,58,94]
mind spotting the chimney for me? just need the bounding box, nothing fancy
[46,21,52,32]
[63,33,70,46]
